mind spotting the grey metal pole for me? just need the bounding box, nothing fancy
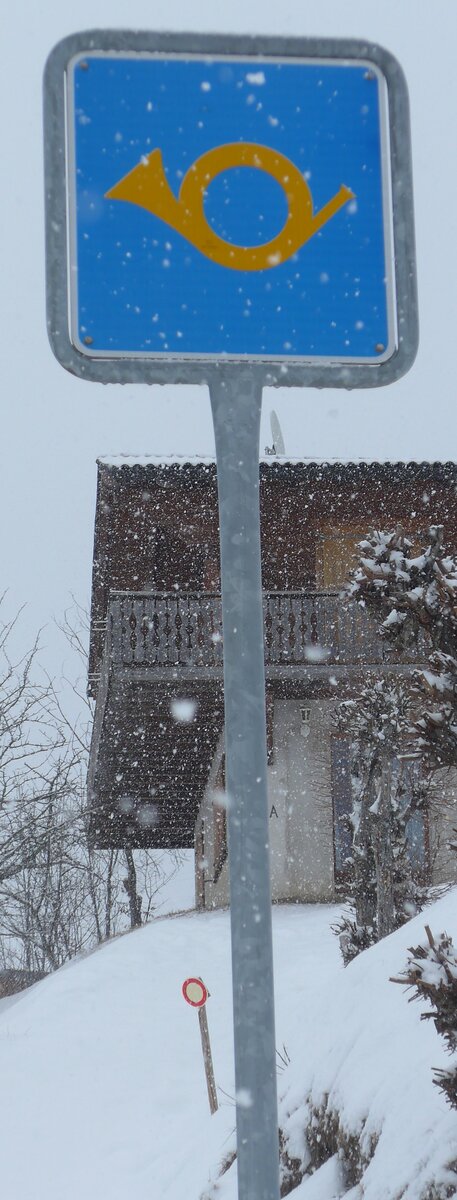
[210,372,280,1200]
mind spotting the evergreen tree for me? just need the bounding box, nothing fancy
[347,525,457,767]
[334,678,427,963]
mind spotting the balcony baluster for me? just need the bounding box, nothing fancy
[107,591,425,674]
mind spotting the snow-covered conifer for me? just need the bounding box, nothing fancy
[347,527,457,768]
[334,678,427,962]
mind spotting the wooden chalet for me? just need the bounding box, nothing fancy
[87,457,457,903]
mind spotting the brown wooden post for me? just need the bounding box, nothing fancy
[198,1003,218,1115]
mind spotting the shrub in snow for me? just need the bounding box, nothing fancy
[332,911,378,967]
[304,1102,371,1192]
[278,1129,306,1195]
[393,925,457,1111]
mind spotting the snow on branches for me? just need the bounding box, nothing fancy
[347,526,457,769]
[413,651,457,768]
[336,677,412,754]
[347,525,457,656]
[334,678,427,961]
[392,925,457,1110]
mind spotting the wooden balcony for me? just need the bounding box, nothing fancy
[91,589,427,689]
[88,589,428,848]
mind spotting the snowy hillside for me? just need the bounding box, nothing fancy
[0,896,456,1199]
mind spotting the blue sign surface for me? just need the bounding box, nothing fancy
[68,53,393,362]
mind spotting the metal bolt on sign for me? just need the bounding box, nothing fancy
[44,30,418,1200]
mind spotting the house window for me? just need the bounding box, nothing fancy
[318,527,367,589]
[318,526,423,590]
[406,812,427,874]
[392,759,428,881]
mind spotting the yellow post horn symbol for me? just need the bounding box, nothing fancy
[105,142,354,271]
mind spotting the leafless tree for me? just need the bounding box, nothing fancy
[0,598,186,975]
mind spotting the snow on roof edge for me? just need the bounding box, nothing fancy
[97,454,457,470]
[98,454,216,467]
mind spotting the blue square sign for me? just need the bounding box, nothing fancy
[44,33,417,386]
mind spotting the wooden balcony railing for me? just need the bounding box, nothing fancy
[101,590,427,675]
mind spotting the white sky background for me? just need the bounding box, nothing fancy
[1,0,457,684]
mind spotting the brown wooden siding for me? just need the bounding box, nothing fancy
[89,461,457,689]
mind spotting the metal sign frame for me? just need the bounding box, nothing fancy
[44,29,418,390]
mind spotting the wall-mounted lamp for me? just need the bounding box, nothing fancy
[300,706,311,738]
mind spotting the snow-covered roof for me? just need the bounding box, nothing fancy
[99,454,216,467]
[98,454,457,475]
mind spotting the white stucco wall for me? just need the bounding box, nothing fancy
[194,730,229,910]
[269,699,335,901]
[196,698,336,907]
[195,699,457,910]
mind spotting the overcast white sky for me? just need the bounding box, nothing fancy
[2,0,457,683]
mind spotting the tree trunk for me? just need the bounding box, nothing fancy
[123,845,142,929]
[375,757,395,939]
[353,761,377,932]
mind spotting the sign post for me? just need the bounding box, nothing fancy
[182,977,218,1115]
[44,31,418,1200]
[210,373,278,1192]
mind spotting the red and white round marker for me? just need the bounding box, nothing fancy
[182,977,208,1007]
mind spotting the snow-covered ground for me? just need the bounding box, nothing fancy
[0,894,456,1199]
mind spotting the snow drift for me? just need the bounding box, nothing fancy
[0,895,457,1198]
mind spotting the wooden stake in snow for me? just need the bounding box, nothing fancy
[182,977,218,1115]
